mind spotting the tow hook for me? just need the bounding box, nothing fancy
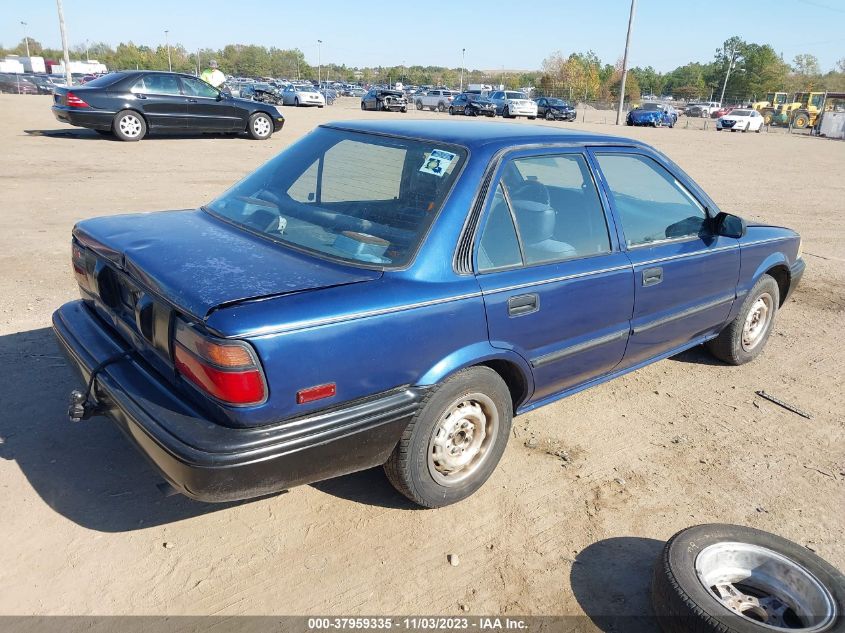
[68,389,101,422]
[67,350,135,422]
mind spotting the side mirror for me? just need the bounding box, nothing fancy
[713,211,747,238]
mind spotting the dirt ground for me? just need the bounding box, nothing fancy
[0,95,842,626]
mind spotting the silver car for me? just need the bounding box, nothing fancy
[488,90,538,119]
[281,84,326,107]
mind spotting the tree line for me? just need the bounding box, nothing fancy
[2,35,842,103]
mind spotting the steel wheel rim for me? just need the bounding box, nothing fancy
[427,393,499,487]
[253,116,270,136]
[119,115,142,137]
[696,542,836,631]
[742,292,773,351]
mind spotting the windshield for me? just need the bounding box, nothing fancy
[547,98,567,106]
[506,92,527,100]
[297,86,317,93]
[730,109,752,117]
[205,127,466,268]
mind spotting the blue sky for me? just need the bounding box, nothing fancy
[5,0,844,72]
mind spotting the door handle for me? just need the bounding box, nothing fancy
[642,267,663,286]
[508,293,539,317]
[187,98,198,103]
[135,94,147,100]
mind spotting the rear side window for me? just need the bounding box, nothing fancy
[82,73,126,88]
[477,154,611,271]
[133,74,182,95]
[595,153,707,247]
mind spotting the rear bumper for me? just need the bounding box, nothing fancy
[52,105,115,131]
[52,300,423,502]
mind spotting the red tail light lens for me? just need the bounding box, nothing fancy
[173,320,267,406]
[66,92,89,108]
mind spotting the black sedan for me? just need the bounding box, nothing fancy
[51,71,285,141]
[449,93,496,117]
[360,89,407,112]
[535,97,577,121]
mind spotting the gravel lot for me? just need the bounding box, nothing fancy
[0,94,842,625]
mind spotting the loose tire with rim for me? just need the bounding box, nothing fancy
[247,112,273,140]
[384,367,513,508]
[652,523,844,633]
[112,110,146,142]
[706,274,779,365]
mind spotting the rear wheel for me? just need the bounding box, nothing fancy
[545,110,554,121]
[247,112,273,140]
[416,100,424,110]
[384,367,513,508]
[360,101,366,110]
[448,106,455,115]
[437,102,446,112]
[706,274,779,365]
[112,110,146,142]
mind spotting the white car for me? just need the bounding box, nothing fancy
[488,90,538,119]
[281,84,325,107]
[717,108,764,133]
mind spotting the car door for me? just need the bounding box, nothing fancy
[129,73,187,129]
[452,94,466,113]
[180,76,240,131]
[282,86,295,105]
[474,149,635,405]
[536,98,547,116]
[591,148,740,368]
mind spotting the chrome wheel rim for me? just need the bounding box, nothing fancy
[742,293,773,351]
[253,116,271,137]
[427,393,498,486]
[696,542,836,630]
[119,114,142,137]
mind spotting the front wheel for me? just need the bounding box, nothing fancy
[247,112,273,140]
[652,524,844,633]
[503,106,510,118]
[448,106,455,115]
[112,110,146,141]
[706,274,779,365]
[545,110,554,121]
[361,101,366,110]
[416,100,424,110]
[384,367,513,508]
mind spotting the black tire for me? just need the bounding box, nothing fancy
[416,99,424,110]
[361,101,366,110]
[437,102,446,112]
[112,110,147,142]
[401,106,407,113]
[246,112,273,140]
[528,116,536,120]
[448,106,455,115]
[705,275,779,365]
[652,524,845,633]
[384,366,513,508]
[503,106,511,118]
[545,110,554,121]
[294,97,299,107]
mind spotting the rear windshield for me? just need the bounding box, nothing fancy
[205,127,466,268]
[82,73,127,88]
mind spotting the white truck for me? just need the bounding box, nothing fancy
[413,89,458,112]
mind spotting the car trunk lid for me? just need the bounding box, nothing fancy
[73,208,382,324]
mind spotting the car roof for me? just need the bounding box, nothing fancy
[321,120,638,151]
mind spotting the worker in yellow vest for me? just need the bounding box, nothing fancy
[200,60,226,88]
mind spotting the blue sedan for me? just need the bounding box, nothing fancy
[53,121,804,507]
[627,102,676,127]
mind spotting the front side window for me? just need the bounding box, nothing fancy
[182,76,219,98]
[477,153,611,270]
[595,153,707,247]
[206,127,466,267]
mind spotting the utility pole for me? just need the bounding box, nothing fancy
[56,0,72,87]
[317,39,322,87]
[719,49,739,106]
[460,48,466,92]
[616,0,637,124]
[165,30,172,72]
[85,39,90,62]
[20,21,30,57]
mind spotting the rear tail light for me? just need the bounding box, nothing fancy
[173,320,267,406]
[66,92,89,108]
[71,241,91,290]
